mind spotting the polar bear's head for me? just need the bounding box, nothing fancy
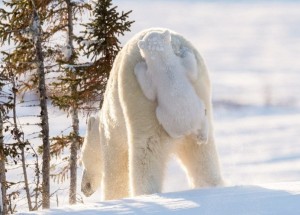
[138,30,172,60]
[81,116,102,197]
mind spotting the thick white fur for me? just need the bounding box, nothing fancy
[81,28,224,200]
[81,116,102,197]
[135,30,208,142]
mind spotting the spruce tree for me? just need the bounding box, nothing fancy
[32,8,51,210]
[79,0,134,108]
[47,0,90,205]
[0,69,12,215]
[0,0,51,209]
[50,0,133,204]
[0,0,134,210]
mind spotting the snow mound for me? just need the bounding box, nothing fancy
[18,182,300,215]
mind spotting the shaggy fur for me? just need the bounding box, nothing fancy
[135,30,208,142]
[80,28,224,200]
[81,116,102,197]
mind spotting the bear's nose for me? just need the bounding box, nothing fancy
[81,182,93,197]
[86,182,91,190]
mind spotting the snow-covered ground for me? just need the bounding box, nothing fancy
[14,0,300,213]
[18,182,300,215]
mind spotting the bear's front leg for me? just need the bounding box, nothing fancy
[134,61,156,101]
[101,139,129,200]
[129,132,169,196]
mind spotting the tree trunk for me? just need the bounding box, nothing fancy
[0,183,2,214]
[21,148,33,211]
[0,111,7,214]
[11,78,33,211]
[32,146,40,210]
[65,0,79,205]
[32,10,50,209]
[69,103,79,205]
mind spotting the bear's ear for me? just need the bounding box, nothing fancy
[87,116,96,131]
[162,30,171,42]
[138,40,146,50]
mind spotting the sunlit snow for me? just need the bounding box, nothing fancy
[11,0,300,214]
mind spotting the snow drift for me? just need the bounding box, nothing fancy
[19,182,300,215]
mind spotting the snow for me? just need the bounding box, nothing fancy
[18,182,300,214]
[7,0,300,214]
[71,0,89,3]
[62,44,72,61]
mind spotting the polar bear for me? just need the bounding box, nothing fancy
[80,28,223,200]
[81,116,102,197]
[134,30,208,143]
